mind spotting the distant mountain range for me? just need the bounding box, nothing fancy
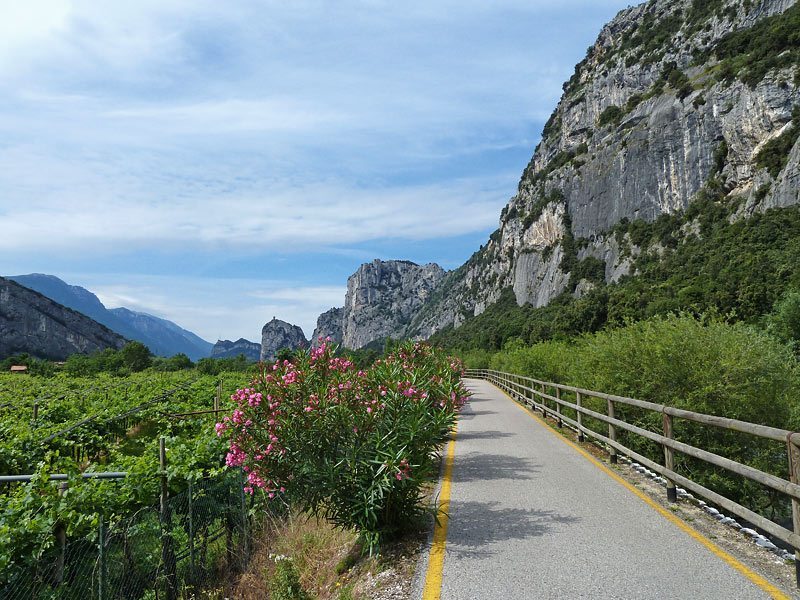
[8,274,213,360]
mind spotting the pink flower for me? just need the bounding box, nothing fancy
[214,422,227,436]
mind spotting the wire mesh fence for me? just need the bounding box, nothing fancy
[2,470,274,600]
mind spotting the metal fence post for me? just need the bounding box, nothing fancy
[240,469,250,568]
[663,413,677,502]
[576,392,585,442]
[607,399,617,463]
[98,516,105,600]
[159,437,178,600]
[787,433,800,588]
[188,479,196,579]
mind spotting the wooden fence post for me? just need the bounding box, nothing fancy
[556,387,562,428]
[159,437,178,600]
[576,392,585,442]
[663,413,677,502]
[787,434,800,588]
[541,383,546,417]
[607,399,617,463]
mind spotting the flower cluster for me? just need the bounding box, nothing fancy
[216,340,470,550]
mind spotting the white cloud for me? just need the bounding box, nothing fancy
[0,172,511,253]
[90,275,346,343]
[0,0,632,343]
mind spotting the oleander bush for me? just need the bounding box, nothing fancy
[218,341,468,552]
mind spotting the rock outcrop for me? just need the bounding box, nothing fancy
[409,0,800,337]
[211,338,262,361]
[341,260,445,348]
[311,307,344,347]
[0,276,127,360]
[314,260,446,349]
[260,318,308,362]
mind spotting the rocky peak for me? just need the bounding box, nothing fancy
[260,318,308,362]
[339,260,446,349]
[211,338,261,361]
[311,260,446,350]
[311,307,344,348]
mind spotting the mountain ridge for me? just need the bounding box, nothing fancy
[0,276,127,360]
[407,0,800,339]
[8,274,213,360]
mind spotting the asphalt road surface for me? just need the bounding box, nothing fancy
[420,378,781,600]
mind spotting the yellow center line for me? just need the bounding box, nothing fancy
[421,423,459,600]
[499,385,789,600]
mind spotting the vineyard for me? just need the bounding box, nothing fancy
[0,342,469,599]
[0,368,259,599]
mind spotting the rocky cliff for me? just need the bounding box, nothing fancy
[409,0,800,337]
[260,318,308,362]
[9,274,213,360]
[211,338,262,361]
[315,260,446,349]
[0,277,127,360]
[311,307,344,347]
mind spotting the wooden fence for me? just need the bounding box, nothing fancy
[465,368,800,586]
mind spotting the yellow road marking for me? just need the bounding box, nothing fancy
[421,425,458,600]
[500,386,789,600]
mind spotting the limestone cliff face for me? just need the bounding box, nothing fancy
[260,318,308,362]
[313,260,446,349]
[410,0,800,338]
[340,260,445,349]
[311,307,344,347]
[211,338,261,361]
[0,277,127,360]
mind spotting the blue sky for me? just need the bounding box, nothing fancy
[0,0,631,343]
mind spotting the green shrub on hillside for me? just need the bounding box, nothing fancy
[710,3,800,87]
[755,106,800,178]
[598,105,624,128]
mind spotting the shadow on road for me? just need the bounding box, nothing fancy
[458,409,497,420]
[451,452,540,482]
[455,429,515,441]
[464,396,493,404]
[445,500,580,558]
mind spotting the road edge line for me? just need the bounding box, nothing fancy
[498,385,789,600]
[421,426,458,600]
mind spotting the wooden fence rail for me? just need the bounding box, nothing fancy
[464,368,800,586]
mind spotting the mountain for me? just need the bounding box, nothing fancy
[406,0,800,341]
[311,307,344,348]
[312,260,446,350]
[0,276,126,360]
[211,338,262,361]
[261,318,308,362]
[108,307,213,361]
[8,274,212,360]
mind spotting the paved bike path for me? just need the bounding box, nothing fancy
[422,379,779,599]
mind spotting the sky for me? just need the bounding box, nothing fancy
[0,0,632,343]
